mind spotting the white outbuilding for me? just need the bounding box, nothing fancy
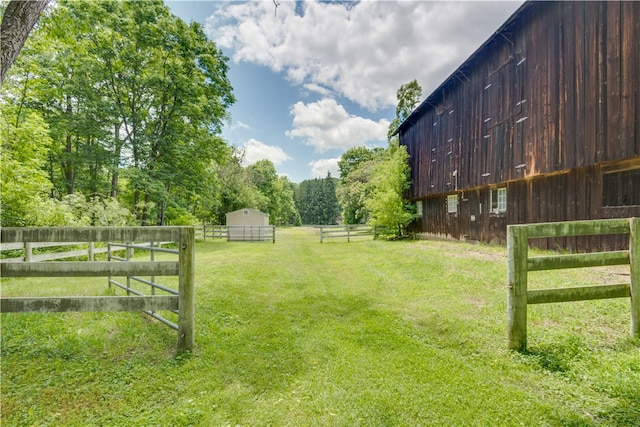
[225,208,270,226]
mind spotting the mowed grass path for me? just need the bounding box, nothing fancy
[1,227,639,426]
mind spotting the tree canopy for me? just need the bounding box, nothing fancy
[1,0,240,226]
[1,1,420,233]
[337,80,420,237]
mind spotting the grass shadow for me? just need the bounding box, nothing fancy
[520,334,590,373]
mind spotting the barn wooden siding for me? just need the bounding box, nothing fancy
[400,1,640,250]
[416,164,637,251]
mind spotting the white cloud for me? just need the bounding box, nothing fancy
[286,98,389,153]
[241,138,292,166]
[309,158,340,179]
[232,120,251,130]
[302,82,334,98]
[207,1,522,111]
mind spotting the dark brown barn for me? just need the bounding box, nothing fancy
[398,0,640,251]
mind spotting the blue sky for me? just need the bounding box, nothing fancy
[165,0,523,183]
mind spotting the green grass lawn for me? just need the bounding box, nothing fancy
[1,227,639,426]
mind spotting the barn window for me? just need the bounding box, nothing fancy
[602,168,640,206]
[491,188,507,213]
[447,195,458,213]
[243,209,249,215]
[416,201,423,218]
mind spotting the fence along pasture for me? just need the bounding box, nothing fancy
[194,224,228,241]
[194,225,275,242]
[507,218,639,351]
[1,241,105,262]
[0,227,195,353]
[319,224,378,243]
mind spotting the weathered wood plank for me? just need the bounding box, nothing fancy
[527,283,630,304]
[527,250,630,271]
[516,218,630,239]
[177,227,195,353]
[630,218,639,337]
[1,226,186,243]
[0,295,178,313]
[1,242,24,250]
[29,247,109,262]
[1,261,179,277]
[507,225,528,351]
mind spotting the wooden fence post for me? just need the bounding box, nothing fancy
[507,225,529,351]
[630,218,639,338]
[25,242,32,262]
[177,227,195,353]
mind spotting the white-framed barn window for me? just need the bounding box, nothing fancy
[491,188,507,213]
[447,195,458,213]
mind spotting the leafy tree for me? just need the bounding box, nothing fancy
[337,146,382,179]
[273,175,301,226]
[364,142,415,236]
[280,177,302,226]
[6,0,235,225]
[338,80,420,236]
[387,79,422,141]
[369,80,421,236]
[247,159,299,225]
[214,152,266,224]
[395,79,422,121]
[336,155,381,224]
[0,106,53,226]
[247,159,280,216]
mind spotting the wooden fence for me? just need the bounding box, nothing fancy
[507,218,639,351]
[0,240,169,262]
[195,224,228,241]
[227,225,275,242]
[0,227,195,353]
[194,225,275,242]
[319,224,377,243]
[1,241,107,262]
[107,241,179,332]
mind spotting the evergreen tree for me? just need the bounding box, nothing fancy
[294,174,340,225]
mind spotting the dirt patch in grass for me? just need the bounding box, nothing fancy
[413,238,507,261]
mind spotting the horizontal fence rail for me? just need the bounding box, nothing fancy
[507,218,639,351]
[319,225,378,243]
[1,241,107,262]
[0,227,195,353]
[194,225,228,241]
[194,225,275,242]
[226,225,275,242]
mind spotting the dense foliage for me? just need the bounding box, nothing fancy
[336,80,421,237]
[0,0,298,227]
[294,174,340,225]
[0,1,417,231]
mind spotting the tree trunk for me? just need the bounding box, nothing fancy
[0,0,50,84]
[110,123,122,198]
[63,133,75,194]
